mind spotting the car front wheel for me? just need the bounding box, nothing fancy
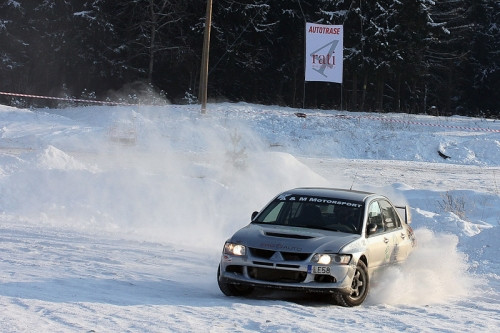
[217,265,254,297]
[335,260,369,307]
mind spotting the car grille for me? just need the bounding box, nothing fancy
[248,267,307,283]
[249,248,311,261]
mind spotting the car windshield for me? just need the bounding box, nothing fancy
[253,195,364,234]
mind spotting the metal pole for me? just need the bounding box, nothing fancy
[341,83,343,111]
[298,1,306,109]
[199,0,213,114]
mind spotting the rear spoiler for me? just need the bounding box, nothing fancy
[395,205,412,224]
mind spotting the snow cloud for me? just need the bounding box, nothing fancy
[367,228,479,305]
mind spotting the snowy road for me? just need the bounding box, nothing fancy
[1,154,499,332]
[1,220,498,332]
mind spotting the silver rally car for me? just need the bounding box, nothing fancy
[217,187,416,306]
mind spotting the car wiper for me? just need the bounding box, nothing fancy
[293,225,340,232]
[314,226,342,232]
[251,221,284,226]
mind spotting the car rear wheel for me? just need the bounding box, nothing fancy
[217,265,254,297]
[335,260,369,307]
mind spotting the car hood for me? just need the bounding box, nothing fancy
[228,223,361,254]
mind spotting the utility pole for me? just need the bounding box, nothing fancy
[199,0,213,114]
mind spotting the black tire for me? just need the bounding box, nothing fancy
[335,260,369,307]
[217,265,254,297]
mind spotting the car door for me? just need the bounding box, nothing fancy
[364,200,395,268]
[378,199,411,263]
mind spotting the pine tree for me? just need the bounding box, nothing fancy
[463,0,500,116]
[427,0,472,115]
[392,0,436,113]
[0,1,36,98]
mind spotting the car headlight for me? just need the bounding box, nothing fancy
[224,242,246,256]
[312,254,351,265]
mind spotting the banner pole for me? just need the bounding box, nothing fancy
[303,22,306,109]
[341,83,343,111]
[303,82,306,109]
[298,0,306,109]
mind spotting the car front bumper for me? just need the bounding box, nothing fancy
[219,254,356,295]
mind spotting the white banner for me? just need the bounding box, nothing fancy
[305,23,343,83]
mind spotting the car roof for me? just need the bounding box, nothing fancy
[280,187,375,202]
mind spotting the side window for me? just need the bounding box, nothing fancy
[367,201,383,234]
[379,200,400,230]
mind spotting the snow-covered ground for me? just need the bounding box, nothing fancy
[0,102,499,332]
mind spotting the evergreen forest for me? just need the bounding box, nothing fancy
[0,0,498,117]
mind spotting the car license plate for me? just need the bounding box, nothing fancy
[308,265,331,274]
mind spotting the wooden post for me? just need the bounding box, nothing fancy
[199,0,213,114]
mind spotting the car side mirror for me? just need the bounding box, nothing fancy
[251,211,259,221]
[367,223,378,235]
